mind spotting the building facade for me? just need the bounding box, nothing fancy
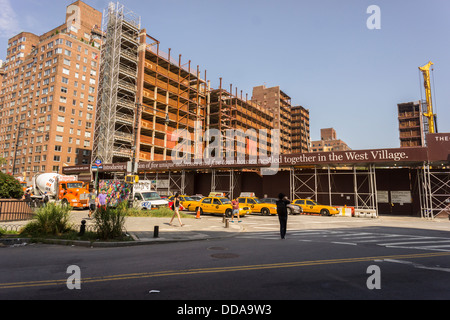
[310,128,351,152]
[0,1,102,180]
[291,105,310,153]
[398,101,426,148]
[251,85,293,155]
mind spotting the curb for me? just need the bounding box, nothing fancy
[0,224,244,248]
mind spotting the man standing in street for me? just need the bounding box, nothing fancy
[276,193,290,239]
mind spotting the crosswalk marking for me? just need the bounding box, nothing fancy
[237,229,450,252]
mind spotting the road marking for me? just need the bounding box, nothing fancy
[380,240,450,246]
[332,242,358,246]
[1,252,449,290]
[383,259,450,273]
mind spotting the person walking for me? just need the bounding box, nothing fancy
[276,193,290,239]
[23,190,32,207]
[231,198,241,223]
[88,189,97,218]
[169,192,184,227]
[43,192,49,207]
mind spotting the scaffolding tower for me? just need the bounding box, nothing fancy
[93,2,141,164]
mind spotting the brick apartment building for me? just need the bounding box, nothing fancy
[251,85,311,155]
[0,1,102,181]
[398,101,426,147]
[310,128,351,152]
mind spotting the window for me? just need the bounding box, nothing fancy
[55,145,62,152]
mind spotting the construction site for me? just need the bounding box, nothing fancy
[61,2,449,220]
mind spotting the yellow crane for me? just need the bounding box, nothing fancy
[419,61,437,134]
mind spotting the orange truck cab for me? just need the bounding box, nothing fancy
[58,181,90,209]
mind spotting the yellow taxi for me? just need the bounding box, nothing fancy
[237,197,277,216]
[167,195,198,211]
[196,196,251,217]
[292,199,340,216]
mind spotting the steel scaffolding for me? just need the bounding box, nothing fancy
[418,163,450,219]
[290,165,378,213]
[93,2,141,164]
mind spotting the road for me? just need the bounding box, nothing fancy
[1,215,450,307]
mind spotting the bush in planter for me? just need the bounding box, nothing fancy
[21,203,73,237]
[0,172,24,199]
[93,202,127,240]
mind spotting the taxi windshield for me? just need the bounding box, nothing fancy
[220,198,231,205]
[182,196,194,201]
[142,192,162,200]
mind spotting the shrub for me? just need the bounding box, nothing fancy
[0,172,24,199]
[93,203,127,240]
[21,203,73,236]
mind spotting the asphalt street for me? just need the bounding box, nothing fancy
[1,214,450,306]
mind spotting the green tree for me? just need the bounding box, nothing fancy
[0,172,24,199]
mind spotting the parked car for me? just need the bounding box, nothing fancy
[259,198,303,215]
[167,195,196,211]
[189,195,204,201]
[237,196,277,215]
[196,196,251,217]
[292,199,339,216]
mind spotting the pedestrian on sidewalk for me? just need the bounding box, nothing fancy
[276,193,290,239]
[169,192,184,227]
[97,189,107,209]
[43,192,49,207]
[231,198,241,223]
[88,189,97,218]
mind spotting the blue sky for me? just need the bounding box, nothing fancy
[1,0,449,150]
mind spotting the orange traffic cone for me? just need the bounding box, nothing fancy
[196,207,201,219]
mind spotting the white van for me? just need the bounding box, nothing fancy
[132,180,168,210]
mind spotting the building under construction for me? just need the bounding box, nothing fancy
[207,79,274,159]
[93,2,308,166]
[67,2,449,220]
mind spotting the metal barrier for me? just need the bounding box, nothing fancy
[0,200,39,222]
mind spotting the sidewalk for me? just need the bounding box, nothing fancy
[0,211,243,247]
[72,211,243,245]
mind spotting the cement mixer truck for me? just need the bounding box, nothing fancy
[31,173,90,209]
